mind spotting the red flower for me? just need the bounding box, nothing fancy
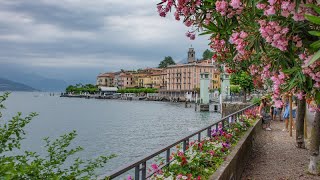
[197,176,201,180]
[181,156,188,166]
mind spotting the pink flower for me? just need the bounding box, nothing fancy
[240,31,248,38]
[184,20,193,27]
[296,40,302,47]
[293,12,305,21]
[273,34,281,40]
[296,91,304,100]
[268,0,276,5]
[281,1,291,9]
[176,174,183,179]
[157,5,162,11]
[281,10,290,17]
[127,175,132,180]
[256,3,266,9]
[230,0,241,9]
[190,33,196,40]
[151,163,159,170]
[159,11,166,17]
[265,6,275,15]
[281,28,289,34]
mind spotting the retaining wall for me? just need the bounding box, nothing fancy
[209,118,262,180]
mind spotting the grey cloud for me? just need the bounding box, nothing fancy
[0,0,211,83]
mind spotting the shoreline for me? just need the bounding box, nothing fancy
[60,93,220,103]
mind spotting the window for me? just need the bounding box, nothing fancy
[215,75,217,78]
[127,82,128,85]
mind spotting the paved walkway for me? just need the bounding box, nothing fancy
[241,120,319,180]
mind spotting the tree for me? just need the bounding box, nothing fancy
[158,0,320,174]
[158,56,176,68]
[230,85,241,94]
[0,93,115,179]
[230,72,254,102]
[202,49,214,60]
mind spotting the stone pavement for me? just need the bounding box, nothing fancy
[241,120,319,180]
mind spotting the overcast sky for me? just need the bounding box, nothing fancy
[0,0,211,83]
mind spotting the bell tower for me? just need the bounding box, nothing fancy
[188,47,195,63]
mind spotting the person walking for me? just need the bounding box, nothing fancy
[282,96,290,131]
[259,96,272,131]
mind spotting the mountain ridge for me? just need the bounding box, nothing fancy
[0,78,38,91]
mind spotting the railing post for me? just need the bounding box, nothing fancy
[183,140,187,152]
[207,127,211,137]
[166,149,170,163]
[198,133,201,142]
[141,162,146,180]
[135,165,140,180]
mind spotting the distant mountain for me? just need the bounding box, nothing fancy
[0,65,68,91]
[0,78,37,91]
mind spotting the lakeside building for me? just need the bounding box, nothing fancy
[151,71,162,89]
[159,48,221,98]
[96,48,221,97]
[97,73,114,87]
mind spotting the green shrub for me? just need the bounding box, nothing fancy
[0,93,115,179]
[251,97,261,105]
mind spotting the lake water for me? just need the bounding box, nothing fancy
[1,92,221,177]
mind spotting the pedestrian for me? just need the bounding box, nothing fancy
[271,103,275,121]
[273,97,283,121]
[259,96,272,131]
[282,96,297,131]
[292,100,297,130]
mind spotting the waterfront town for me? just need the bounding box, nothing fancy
[1,0,320,179]
[96,48,222,100]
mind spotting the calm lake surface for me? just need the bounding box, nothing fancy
[1,92,221,176]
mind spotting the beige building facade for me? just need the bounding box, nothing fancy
[96,73,115,87]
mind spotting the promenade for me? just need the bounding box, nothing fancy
[241,118,319,180]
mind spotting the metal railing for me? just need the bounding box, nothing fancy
[106,104,257,179]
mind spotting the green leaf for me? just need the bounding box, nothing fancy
[310,40,320,49]
[307,50,320,66]
[305,14,320,25]
[308,31,320,37]
[282,67,299,74]
[305,4,320,14]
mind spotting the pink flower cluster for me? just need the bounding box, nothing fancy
[186,31,196,40]
[158,0,202,20]
[157,0,174,17]
[295,91,305,100]
[210,36,226,54]
[215,0,243,18]
[258,20,289,51]
[210,36,230,61]
[151,163,163,175]
[204,12,212,25]
[270,71,286,108]
[301,54,320,89]
[256,0,315,21]
[229,31,248,56]
[249,64,259,75]
[261,64,271,80]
